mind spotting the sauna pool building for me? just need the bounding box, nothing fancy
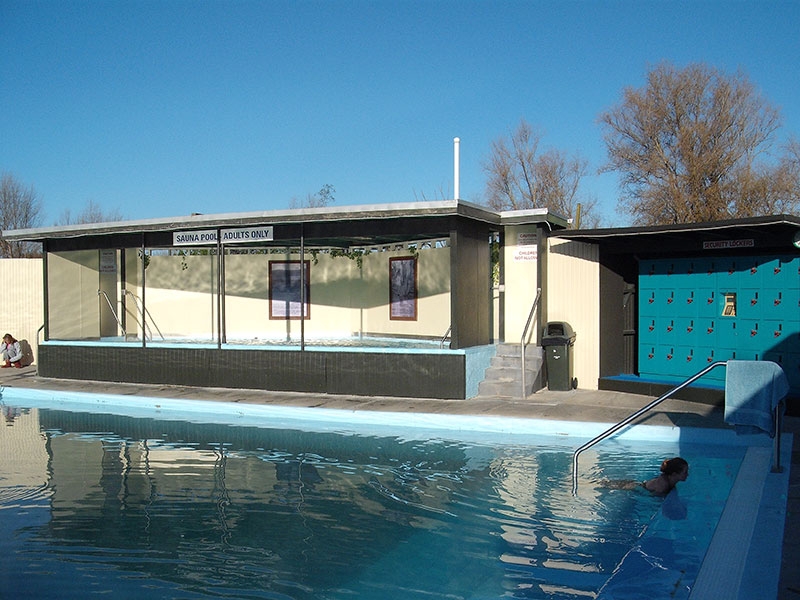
[3,201,799,404]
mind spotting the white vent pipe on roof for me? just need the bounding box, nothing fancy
[453,137,460,200]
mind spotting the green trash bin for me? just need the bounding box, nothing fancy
[542,321,577,391]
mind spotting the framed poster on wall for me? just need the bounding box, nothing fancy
[389,256,417,320]
[269,260,310,319]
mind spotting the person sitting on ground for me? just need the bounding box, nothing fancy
[642,457,689,495]
[1,333,31,368]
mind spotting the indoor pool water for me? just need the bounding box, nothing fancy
[135,336,447,350]
[0,398,745,600]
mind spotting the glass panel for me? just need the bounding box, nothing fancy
[139,247,218,343]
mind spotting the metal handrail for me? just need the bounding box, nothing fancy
[35,324,44,377]
[98,290,127,336]
[125,290,165,341]
[520,288,542,398]
[439,325,452,349]
[571,361,728,495]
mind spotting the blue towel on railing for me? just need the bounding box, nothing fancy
[724,360,789,437]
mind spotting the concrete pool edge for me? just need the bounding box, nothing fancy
[0,385,772,447]
[688,444,792,600]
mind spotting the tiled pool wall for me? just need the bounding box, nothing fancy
[38,341,497,399]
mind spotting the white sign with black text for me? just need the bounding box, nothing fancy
[173,227,274,246]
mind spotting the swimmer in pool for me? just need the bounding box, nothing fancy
[603,457,689,495]
[642,457,689,495]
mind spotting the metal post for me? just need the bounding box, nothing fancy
[773,403,783,473]
[300,224,305,352]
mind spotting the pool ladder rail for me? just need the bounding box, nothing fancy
[571,361,785,495]
[98,289,165,341]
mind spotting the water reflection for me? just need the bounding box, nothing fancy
[0,404,682,600]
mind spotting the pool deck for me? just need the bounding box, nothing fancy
[1,365,798,599]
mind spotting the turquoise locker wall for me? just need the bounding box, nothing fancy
[638,254,800,395]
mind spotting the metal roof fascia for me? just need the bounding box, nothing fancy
[499,207,568,229]
[552,214,800,240]
[1,200,476,242]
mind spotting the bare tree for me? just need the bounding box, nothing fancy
[289,184,336,209]
[56,199,124,225]
[781,136,800,208]
[599,61,794,225]
[482,120,598,226]
[0,173,44,257]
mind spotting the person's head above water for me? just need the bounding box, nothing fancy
[644,457,689,495]
[660,457,689,478]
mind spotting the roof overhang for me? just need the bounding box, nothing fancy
[551,214,800,256]
[1,200,568,248]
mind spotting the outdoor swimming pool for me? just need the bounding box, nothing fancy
[0,389,789,600]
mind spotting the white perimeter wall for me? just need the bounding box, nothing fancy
[545,237,600,390]
[502,225,541,343]
[0,258,44,362]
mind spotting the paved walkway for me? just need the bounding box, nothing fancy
[1,365,798,599]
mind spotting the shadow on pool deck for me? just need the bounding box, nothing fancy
[1,365,798,599]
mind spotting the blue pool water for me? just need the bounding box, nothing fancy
[0,391,764,599]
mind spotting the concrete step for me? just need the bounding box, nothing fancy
[476,343,545,398]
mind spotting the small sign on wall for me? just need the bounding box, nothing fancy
[99,249,116,273]
[514,232,538,261]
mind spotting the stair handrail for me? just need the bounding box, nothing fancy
[571,361,727,495]
[35,324,44,376]
[439,325,452,349]
[520,288,542,398]
[98,290,127,337]
[125,290,165,341]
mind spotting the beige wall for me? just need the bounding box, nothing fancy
[502,225,541,343]
[48,251,103,340]
[0,258,43,359]
[136,252,217,339]
[46,245,452,343]
[545,237,600,390]
[359,247,450,339]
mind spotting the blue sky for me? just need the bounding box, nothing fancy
[2,0,798,227]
